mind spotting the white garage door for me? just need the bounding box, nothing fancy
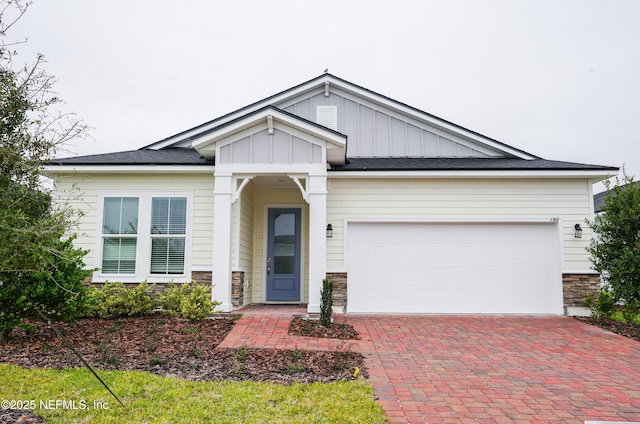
[347,222,563,314]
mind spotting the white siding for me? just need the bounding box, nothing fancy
[53,173,214,271]
[219,128,322,164]
[239,182,254,300]
[326,177,594,271]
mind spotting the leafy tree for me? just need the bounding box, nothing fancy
[587,169,640,313]
[0,0,90,341]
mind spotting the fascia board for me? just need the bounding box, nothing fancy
[321,82,535,160]
[146,78,330,151]
[192,108,346,150]
[42,165,216,175]
[144,74,535,161]
[327,169,618,179]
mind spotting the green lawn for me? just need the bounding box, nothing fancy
[0,364,385,423]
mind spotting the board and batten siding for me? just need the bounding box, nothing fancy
[326,177,594,272]
[52,173,215,271]
[281,90,501,159]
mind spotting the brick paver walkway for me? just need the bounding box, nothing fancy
[221,306,640,423]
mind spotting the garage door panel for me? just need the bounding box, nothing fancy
[347,222,563,314]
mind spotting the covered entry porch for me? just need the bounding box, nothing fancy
[191,107,347,313]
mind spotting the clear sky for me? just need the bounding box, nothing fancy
[9,0,640,192]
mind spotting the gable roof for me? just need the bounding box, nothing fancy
[142,73,538,160]
[45,74,618,177]
[189,105,348,165]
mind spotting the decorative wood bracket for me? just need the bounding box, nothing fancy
[324,81,330,97]
[232,176,255,203]
[289,175,309,203]
[267,115,274,135]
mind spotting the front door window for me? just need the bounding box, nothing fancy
[266,208,301,301]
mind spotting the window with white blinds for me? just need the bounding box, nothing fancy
[150,197,186,274]
[98,194,190,279]
[101,197,139,274]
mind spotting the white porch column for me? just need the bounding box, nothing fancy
[212,173,233,312]
[307,173,327,314]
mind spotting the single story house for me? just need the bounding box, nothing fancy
[45,74,617,315]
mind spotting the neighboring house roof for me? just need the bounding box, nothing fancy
[594,181,640,213]
[45,74,619,175]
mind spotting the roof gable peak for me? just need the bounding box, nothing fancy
[144,74,536,160]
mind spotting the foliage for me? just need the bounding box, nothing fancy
[621,300,639,324]
[587,169,640,306]
[0,1,89,339]
[320,278,333,328]
[0,364,386,423]
[584,287,617,319]
[0,236,90,339]
[159,281,220,321]
[84,282,155,319]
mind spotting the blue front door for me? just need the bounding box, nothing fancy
[266,208,301,302]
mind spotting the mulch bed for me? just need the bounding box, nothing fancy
[574,316,640,342]
[0,313,366,423]
[288,317,360,340]
[0,313,366,384]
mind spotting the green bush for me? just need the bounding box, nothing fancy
[320,278,333,328]
[584,287,617,319]
[159,282,220,321]
[84,281,155,319]
[0,236,90,341]
[621,300,639,324]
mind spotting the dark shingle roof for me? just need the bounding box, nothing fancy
[331,158,618,172]
[48,148,213,166]
[48,149,617,173]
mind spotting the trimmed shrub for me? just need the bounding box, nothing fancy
[84,281,155,319]
[320,278,333,328]
[159,282,220,321]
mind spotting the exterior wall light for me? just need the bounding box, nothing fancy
[326,224,333,238]
[574,223,583,238]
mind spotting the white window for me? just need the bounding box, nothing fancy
[101,197,139,274]
[97,193,191,282]
[150,197,186,275]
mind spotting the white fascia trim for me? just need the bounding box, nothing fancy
[322,83,536,160]
[327,170,617,179]
[43,165,216,175]
[281,84,507,158]
[144,74,532,160]
[192,107,347,150]
[148,84,328,151]
[146,75,529,159]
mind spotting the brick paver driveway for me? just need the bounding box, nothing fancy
[222,307,640,423]
[350,315,640,423]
